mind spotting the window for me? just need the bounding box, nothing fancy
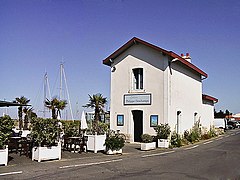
[150,115,158,127]
[133,68,143,90]
[117,115,124,126]
[177,111,181,134]
[194,112,198,123]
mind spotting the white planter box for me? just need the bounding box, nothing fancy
[106,149,122,155]
[21,130,31,137]
[32,142,61,162]
[0,146,8,166]
[158,139,169,148]
[141,142,156,151]
[86,133,106,153]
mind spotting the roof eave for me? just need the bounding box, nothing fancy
[202,94,218,103]
[102,37,208,78]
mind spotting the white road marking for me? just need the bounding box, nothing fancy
[185,145,199,150]
[226,135,230,137]
[0,171,23,176]
[231,133,235,136]
[236,132,240,134]
[59,159,122,169]
[203,141,213,145]
[216,137,223,140]
[141,151,175,158]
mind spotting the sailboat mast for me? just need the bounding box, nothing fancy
[62,66,74,121]
[44,72,47,118]
[58,63,74,120]
[60,63,63,100]
[43,72,52,118]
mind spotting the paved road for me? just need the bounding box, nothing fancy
[1,129,240,179]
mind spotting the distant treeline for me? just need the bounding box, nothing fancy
[214,109,232,118]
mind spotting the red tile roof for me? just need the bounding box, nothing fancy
[103,37,208,78]
[202,94,218,103]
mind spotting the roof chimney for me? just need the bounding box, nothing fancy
[181,53,191,63]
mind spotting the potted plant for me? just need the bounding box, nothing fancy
[31,118,62,162]
[105,132,125,155]
[140,134,156,151]
[85,122,108,153]
[0,115,14,166]
[154,123,171,148]
[84,94,108,153]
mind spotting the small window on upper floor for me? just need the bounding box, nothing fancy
[133,68,143,90]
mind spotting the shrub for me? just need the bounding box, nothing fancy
[0,115,14,149]
[208,126,217,137]
[201,133,211,140]
[30,118,61,147]
[105,133,125,151]
[184,122,202,143]
[184,130,190,140]
[62,120,80,137]
[181,138,189,146]
[170,131,182,147]
[97,122,110,134]
[141,134,153,143]
[154,123,171,139]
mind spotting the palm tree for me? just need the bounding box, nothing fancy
[15,96,30,129]
[84,93,107,132]
[45,97,67,119]
[56,99,67,119]
[23,107,37,130]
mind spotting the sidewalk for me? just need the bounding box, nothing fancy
[3,142,141,167]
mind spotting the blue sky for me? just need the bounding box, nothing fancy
[0,0,240,119]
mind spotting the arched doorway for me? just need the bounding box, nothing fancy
[132,110,143,142]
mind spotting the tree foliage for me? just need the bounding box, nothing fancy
[45,97,67,119]
[84,93,107,133]
[15,96,30,129]
[30,118,61,147]
[214,109,232,118]
[0,115,14,149]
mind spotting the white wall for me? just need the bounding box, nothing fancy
[201,100,214,129]
[110,44,168,141]
[167,61,203,134]
[109,43,210,141]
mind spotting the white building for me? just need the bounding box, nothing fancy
[103,37,218,142]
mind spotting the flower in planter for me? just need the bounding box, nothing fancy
[105,133,125,151]
[0,115,14,149]
[30,118,61,147]
[83,93,107,134]
[62,120,80,137]
[141,134,153,143]
[154,123,171,139]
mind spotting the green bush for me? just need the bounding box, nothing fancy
[30,118,61,147]
[154,123,171,139]
[170,131,182,147]
[201,133,211,140]
[62,120,80,137]
[184,122,201,143]
[97,122,110,134]
[141,134,153,143]
[0,115,14,149]
[105,133,125,151]
[208,126,217,137]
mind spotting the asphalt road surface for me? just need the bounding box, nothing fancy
[1,129,240,179]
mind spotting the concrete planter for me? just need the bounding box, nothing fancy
[86,133,106,153]
[158,139,169,148]
[106,148,122,155]
[0,146,8,166]
[32,142,61,162]
[141,142,156,151]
